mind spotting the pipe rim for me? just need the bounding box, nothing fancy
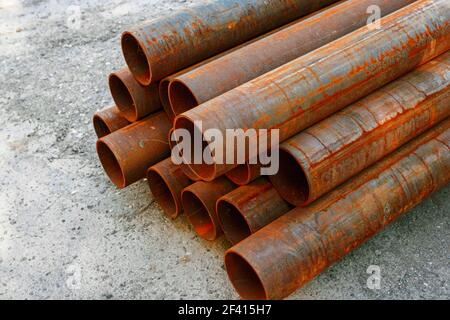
[121,32,152,86]
[147,168,180,219]
[93,114,112,138]
[224,250,268,300]
[96,139,126,189]
[169,80,200,115]
[174,115,217,181]
[226,164,251,186]
[217,198,252,245]
[269,148,310,206]
[108,73,137,122]
[181,189,217,240]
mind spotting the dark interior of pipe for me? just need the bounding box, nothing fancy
[174,117,216,181]
[225,252,267,300]
[169,80,199,115]
[159,79,171,109]
[147,169,177,219]
[108,74,135,121]
[217,200,251,245]
[270,149,309,205]
[121,32,151,85]
[182,190,215,240]
[93,114,111,138]
[96,140,125,189]
[226,164,250,186]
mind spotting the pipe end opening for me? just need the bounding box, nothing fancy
[182,190,216,240]
[108,74,136,122]
[93,114,111,138]
[121,32,151,86]
[169,80,199,115]
[217,200,251,245]
[147,169,179,219]
[226,164,251,186]
[96,140,126,189]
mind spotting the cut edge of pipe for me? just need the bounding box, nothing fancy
[121,31,152,86]
[147,167,180,219]
[96,139,126,189]
[108,73,137,122]
[217,198,252,245]
[224,250,268,300]
[226,164,251,186]
[182,189,217,241]
[159,79,176,119]
[169,79,200,115]
[269,148,310,206]
[93,113,112,138]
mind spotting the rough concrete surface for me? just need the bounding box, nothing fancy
[0,0,448,300]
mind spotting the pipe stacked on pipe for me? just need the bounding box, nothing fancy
[92,0,449,299]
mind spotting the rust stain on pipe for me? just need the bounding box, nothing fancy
[169,0,416,114]
[181,177,235,241]
[97,111,171,188]
[225,163,261,186]
[217,178,291,245]
[121,0,338,85]
[225,121,450,300]
[175,0,450,181]
[270,52,450,206]
[109,68,162,122]
[93,106,130,138]
[147,158,192,219]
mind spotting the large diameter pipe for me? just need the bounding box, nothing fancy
[181,177,235,241]
[97,111,171,188]
[169,0,416,115]
[93,106,130,138]
[147,158,192,219]
[225,121,450,300]
[175,0,450,181]
[121,0,339,85]
[217,178,291,245]
[109,68,162,122]
[270,52,450,206]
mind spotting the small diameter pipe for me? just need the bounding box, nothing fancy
[168,0,416,114]
[93,106,130,138]
[109,68,162,122]
[168,128,201,182]
[181,177,235,241]
[97,111,171,188]
[121,0,338,85]
[225,121,450,300]
[175,0,450,181]
[270,51,450,206]
[147,158,192,219]
[217,178,291,245]
[226,163,262,186]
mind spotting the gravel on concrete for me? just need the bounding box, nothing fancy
[0,0,448,300]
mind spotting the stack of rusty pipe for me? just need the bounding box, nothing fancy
[92,0,450,300]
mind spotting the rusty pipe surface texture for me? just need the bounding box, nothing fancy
[121,0,338,85]
[225,163,262,186]
[109,68,162,122]
[93,106,130,138]
[147,158,192,219]
[225,121,450,300]
[175,0,450,181]
[97,111,171,188]
[217,178,292,245]
[270,51,450,206]
[181,177,235,241]
[169,0,416,115]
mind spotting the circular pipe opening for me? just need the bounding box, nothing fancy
[174,116,216,181]
[96,140,126,188]
[147,169,178,219]
[182,190,216,240]
[217,200,251,245]
[108,74,136,122]
[169,80,199,115]
[225,251,267,300]
[226,164,250,186]
[121,32,151,86]
[269,149,309,206]
[93,114,111,138]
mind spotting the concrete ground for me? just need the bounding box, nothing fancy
[0,0,448,300]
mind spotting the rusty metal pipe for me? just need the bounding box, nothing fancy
[217,178,291,245]
[121,0,339,85]
[225,163,261,186]
[225,121,450,300]
[181,177,235,241]
[270,52,450,206]
[97,111,171,188]
[169,0,416,114]
[93,106,130,138]
[108,68,162,122]
[147,158,192,219]
[175,0,450,181]
[168,128,201,182]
